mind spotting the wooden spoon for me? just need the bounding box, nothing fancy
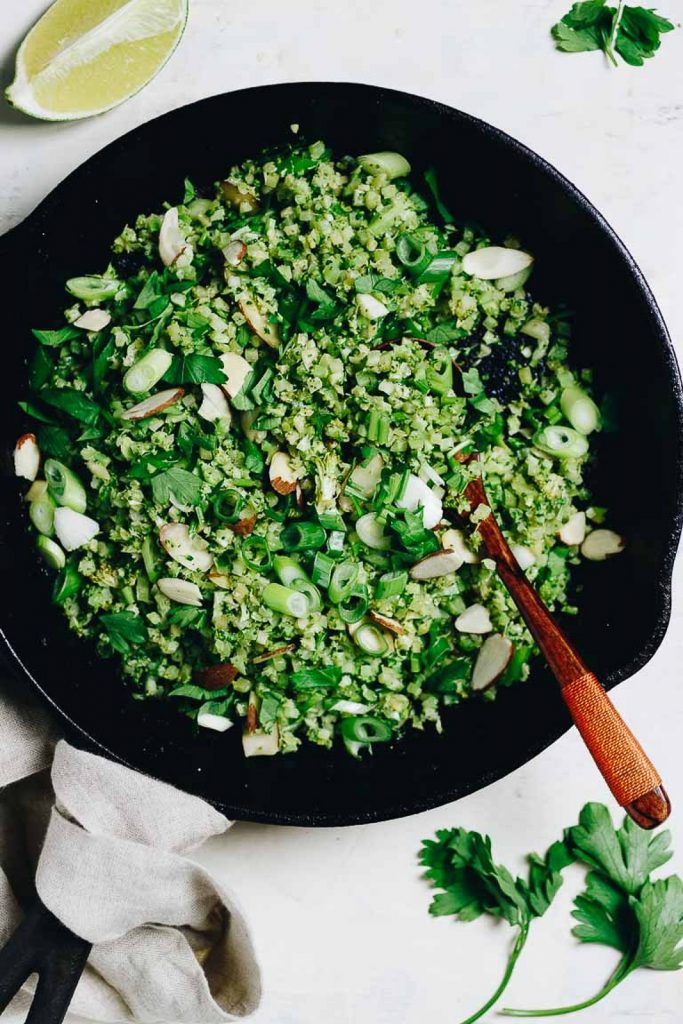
[377,336,670,828]
[458,456,670,829]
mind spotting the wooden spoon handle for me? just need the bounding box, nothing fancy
[476,509,670,828]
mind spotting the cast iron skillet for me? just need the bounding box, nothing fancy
[0,79,682,1024]
[1,83,681,826]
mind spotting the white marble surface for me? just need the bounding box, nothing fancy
[1,2,682,1022]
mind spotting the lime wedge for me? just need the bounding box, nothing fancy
[6,0,188,121]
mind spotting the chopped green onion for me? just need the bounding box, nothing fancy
[29,493,56,536]
[338,584,369,624]
[273,555,309,588]
[560,385,601,436]
[329,560,360,604]
[318,510,346,532]
[123,349,173,394]
[212,489,244,524]
[293,580,322,614]
[426,350,454,394]
[533,425,589,460]
[66,276,119,302]
[45,459,87,514]
[340,715,392,743]
[417,252,458,285]
[281,521,326,552]
[241,535,272,571]
[358,152,411,180]
[366,410,390,445]
[350,622,390,657]
[290,666,342,689]
[141,535,159,582]
[327,531,346,558]
[264,494,292,522]
[37,535,65,570]
[312,551,335,587]
[396,233,431,275]
[262,582,309,618]
[53,563,81,605]
[376,570,408,600]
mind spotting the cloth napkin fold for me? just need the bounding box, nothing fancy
[0,682,262,1023]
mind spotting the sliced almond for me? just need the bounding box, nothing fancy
[252,643,297,664]
[410,549,464,580]
[240,298,280,348]
[330,699,371,715]
[159,207,193,267]
[198,383,232,425]
[74,308,111,331]
[196,663,238,690]
[246,692,258,733]
[53,508,99,551]
[269,451,298,495]
[369,610,407,636]
[208,572,230,590]
[197,713,233,733]
[243,724,280,757]
[357,293,389,319]
[222,240,247,267]
[511,544,536,571]
[455,603,492,634]
[219,351,252,398]
[158,577,203,606]
[462,246,533,281]
[231,513,256,537]
[558,511,587,546]
[471,634,514,691]
[14,433,40,481]
[581,529,625,562]
[440,527,477,564]
[396,473,443,530]
[159,523,213,572]
[220,181,260,212]
[121,388,185,421]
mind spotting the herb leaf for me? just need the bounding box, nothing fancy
[151,466,203,506]
[424,168,455,225]
[100,611,148,654]
[551,2,674,64]
[631,877,683,970]
[32,326,81,347]
[37,388,101,425]
[163,354,227,385]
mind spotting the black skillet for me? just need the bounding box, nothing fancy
[0,83,681,1024]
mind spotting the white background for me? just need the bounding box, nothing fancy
[1,2,682,1022]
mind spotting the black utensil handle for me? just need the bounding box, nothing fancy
[0,898,91,1024]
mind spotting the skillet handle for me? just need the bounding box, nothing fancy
[0,897,91,1024]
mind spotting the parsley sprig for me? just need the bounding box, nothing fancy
[551,1,675,66]
[420,802,682,1022]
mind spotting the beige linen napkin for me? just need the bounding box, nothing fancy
[0,683,262,1023]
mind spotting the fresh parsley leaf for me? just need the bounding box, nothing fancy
[163,354,227,385]
[551,2,674,64]
[252,260,290,290]
[571,871,634,951]
[39,387,101,426]
[354,274,401,295]
[306,277,335,307]
[631,877,683,971]
[197,697,233,718]
[461,367,484,395]
[567,802,673,894]
[183,178,197,203]
[258,690,282,731]
[92,334,115,393]
[425,320,466,344]
[168,683,229,700]
[31,325,81,347]
[424,168,455,225]
[518,840,575,918]
[29,348,54,390]
[133,271,164,310]
[151,467,204,506]
[100,612,148,654]
[167,605,207,629]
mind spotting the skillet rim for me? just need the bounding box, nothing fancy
[1,81,681,826]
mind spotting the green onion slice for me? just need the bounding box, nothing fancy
[281,521,327,552]
[376,570,408,600]
[123,349,173,394]
[396,233,431,276]
[241,535,272,571]
[272,554,308,588]
[560,385,601,436]
[312,551,335,588]
[293,579,322,614]
[317,510,346,532]
[349,622,389,657]
[29,493,56,536]
[45,459,87,514]
[262,582,309,618]
[533,425,589,460]
[329,561,360,604]
[37,535,65,570]
[340,715,392,744]
[338,584,369,624]
[212,489,244,524]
